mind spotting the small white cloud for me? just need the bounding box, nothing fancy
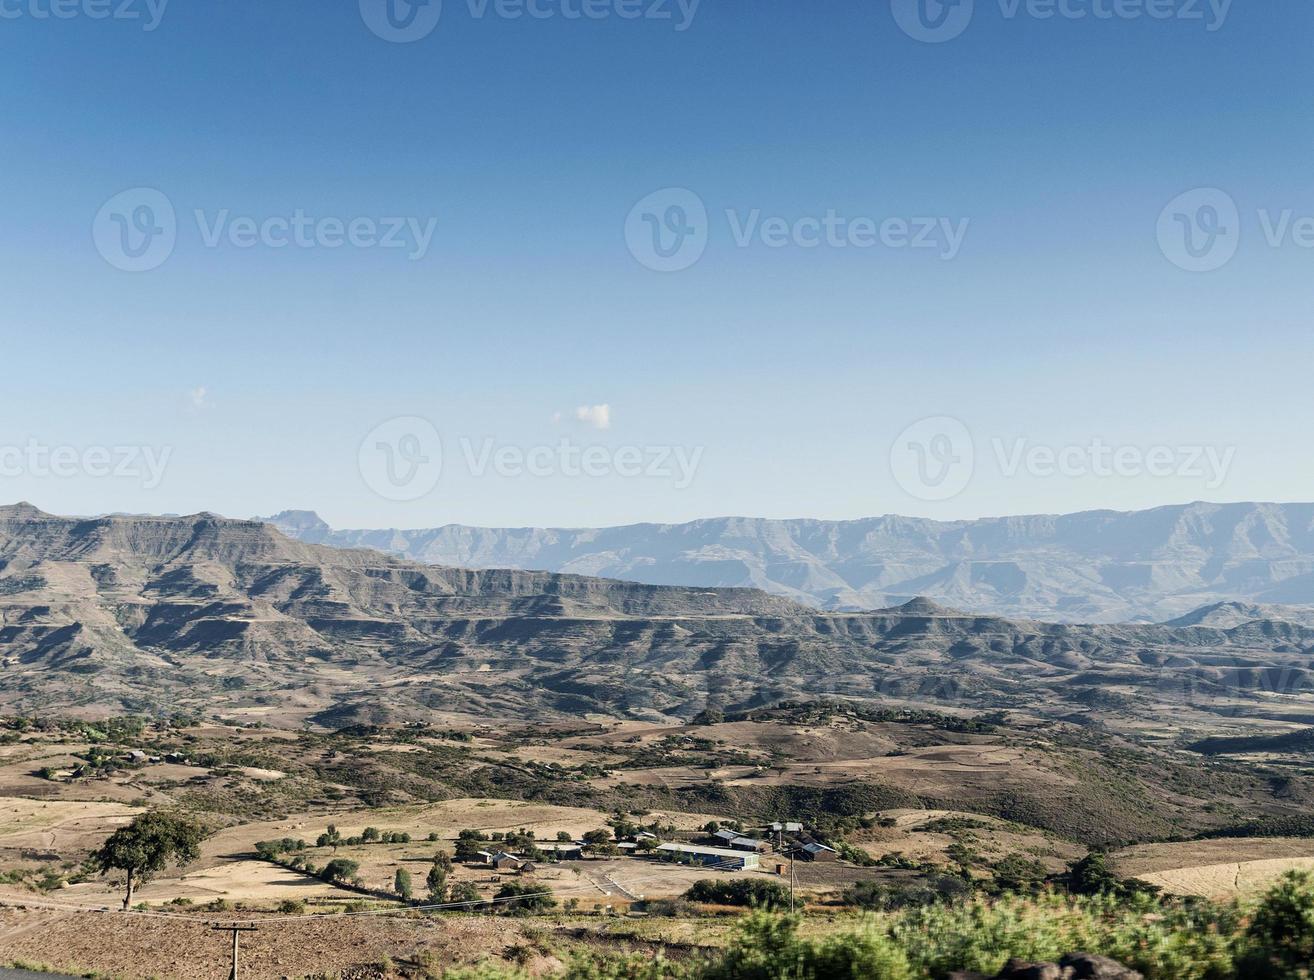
[188,386,209,410]
[574,404,611,430]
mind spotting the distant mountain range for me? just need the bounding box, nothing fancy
[263,502,1314,623]
[6,502,1314,729]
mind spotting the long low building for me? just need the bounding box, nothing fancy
[655,843,760,870]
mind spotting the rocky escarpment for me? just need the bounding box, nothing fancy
[265,502,1314,623]
[2,504,1314,727]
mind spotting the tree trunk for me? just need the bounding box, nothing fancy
[122,868,134,911]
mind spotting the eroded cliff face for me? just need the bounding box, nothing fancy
[266,502,1314,623]
[2,504,1313,728]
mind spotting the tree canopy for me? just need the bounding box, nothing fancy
[93,811,206,909]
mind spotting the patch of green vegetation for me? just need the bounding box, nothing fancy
[432,871,1314,980]
[494,880,556,914]
[1202,814,1314,839]
[721,700,1008,734]
[685,878,791,910]
[842,874,972,911]
[919,816,992,835]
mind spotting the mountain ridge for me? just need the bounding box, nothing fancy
[262,502,1314,623]
[4,504,1314,731]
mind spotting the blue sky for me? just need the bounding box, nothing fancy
[2,0,1311,528]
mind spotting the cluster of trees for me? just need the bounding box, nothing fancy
[1063,852,1160,899]
[702,700,1007,735]
[254,837,307,859]
[494,881,556,914]
[314,824,413,850]
[842,876,973,912]
[451,825,660,862]
[393,849,475,907]
[684,879,791,910]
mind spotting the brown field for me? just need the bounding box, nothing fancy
[0,797,141,881]
[602,742,1064,801]
[1112,838,1314,899]
[850,809,1082,872]
[0,905,563,980]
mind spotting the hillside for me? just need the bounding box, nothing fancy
[2,504,1314,731]
[262,502,1314,624]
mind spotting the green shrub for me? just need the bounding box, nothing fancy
[1239,870,1314,979]
[494,881,556,914]
[703,912,911,980]
[686,878,791,910]
[320,858,359,883]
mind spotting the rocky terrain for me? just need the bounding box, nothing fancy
[264,502,1314,623]
[0,504,1313,732]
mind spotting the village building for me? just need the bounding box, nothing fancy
[489,851,525,871]
[655,843,760,870]
[537,842,584,859]
[725,835,770,853]
[796,842,839,862]
[714,829,769,852]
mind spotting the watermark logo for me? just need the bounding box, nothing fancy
[357,419,703,500]
[361,0,698,39]
[359,417,443,501]
[890,416,975,501]
[359,0,443,42]
[892,0,1231,43]
[0,0,169,30]
[1157,187,1240,273]
[625,187,708,273]
[93,189,440,271]
[891,0,974,43]
[889,419,1238,502]
[0,440,172,490]
[626,189,971,272]
[93,188,176,273]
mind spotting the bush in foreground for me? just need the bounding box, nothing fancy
[433,870,1314,980]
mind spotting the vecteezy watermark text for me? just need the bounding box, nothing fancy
[0,0,168,30]
[358,418,702,501]
[890,417,1236,501]
[358,0,699,43]
[993,438,1234,487]
[93,188,438,272]
[460,438,702,488]
[890,0,1231,43]
[0,440,172,490]
[726,210,969,259]
[626,188,970,272]
[194,211,437,259]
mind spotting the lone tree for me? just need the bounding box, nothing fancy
[321,858,360,884]
[93,811,206,910]
[395,868,413,900]
[426,860,447,901]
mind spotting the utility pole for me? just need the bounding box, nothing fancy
[790,853,797,913]
[212,923,257,980]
